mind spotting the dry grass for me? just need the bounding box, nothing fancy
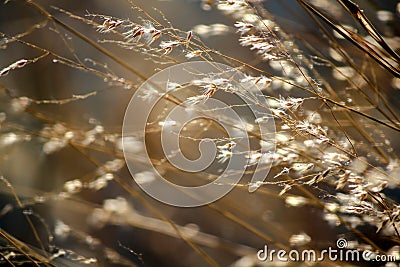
[0,0,399,266]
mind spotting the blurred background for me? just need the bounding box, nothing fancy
[0,0,399,266]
